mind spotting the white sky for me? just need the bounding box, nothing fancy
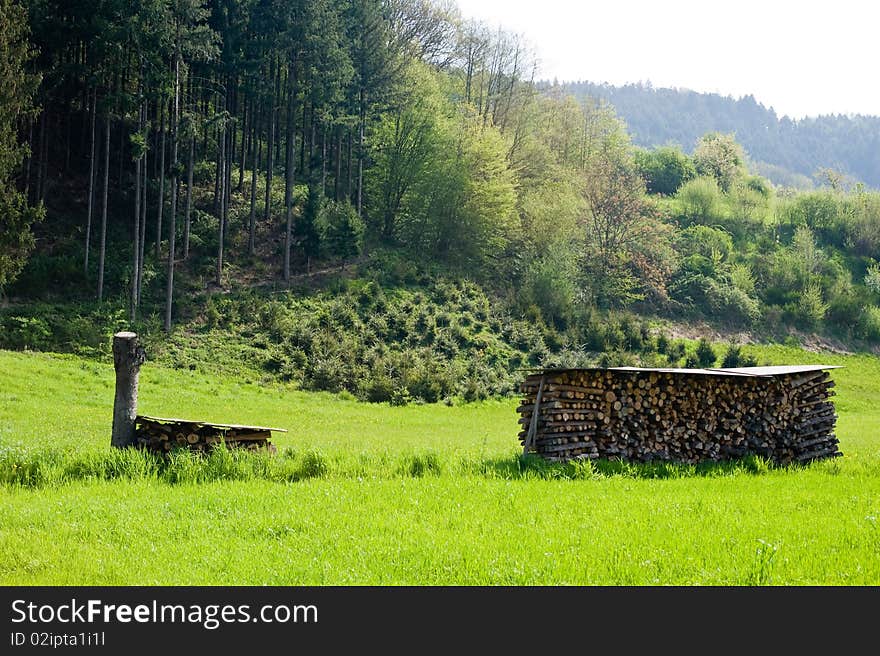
[454,0,880,119]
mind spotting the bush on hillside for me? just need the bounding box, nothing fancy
[720,342,758,368]
[676,176,724,226]
[695,337,716,367]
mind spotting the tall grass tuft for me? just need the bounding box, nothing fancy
[747,539,780,585]
[295,450,329,480]
[0,444,797,490]
[63,448,162,482]
[0,444,61,487]
[398,452,443,478]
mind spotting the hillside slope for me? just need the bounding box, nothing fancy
[562,81,880,189]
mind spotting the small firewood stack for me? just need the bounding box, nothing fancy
[517,365,841,465]
[134,415,286,455]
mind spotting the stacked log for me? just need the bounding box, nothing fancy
[518,368,840,465]
[134,416,278,455]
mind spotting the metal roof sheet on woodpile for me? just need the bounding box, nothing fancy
[136,415,288,432]
[530,365,841,378]
[711,365,842,376]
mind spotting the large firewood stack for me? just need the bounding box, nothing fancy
[134,415,283,455]
[517,366,841,465]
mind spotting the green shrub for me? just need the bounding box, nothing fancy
[390,386,412,406]
[192,159,216,185]
[777,191,841,245]
[703,279,762,325]
[523,249,577,329]
[656,333,670,354]
[865,263,880,295]
[0,315,52,350]
[670,270,760,325]
[725,181,770,242]
[676,225,733,261]
[745,175,772,198]
[320,200,364,263]
[635,146,696,196]
[720,342,756,367]
[695,338,717,367]
[721,343,742,368]
[676,176,723,225]
[859,305,880,342]
[729,263,757,296]
[793,284,829,329]
[666,340,686,365]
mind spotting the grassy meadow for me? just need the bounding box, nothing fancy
[1,346,879,585]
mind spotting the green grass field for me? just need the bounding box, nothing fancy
[1,346,879,584]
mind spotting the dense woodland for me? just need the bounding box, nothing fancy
[564,81,880,190]
[2,0,880,403]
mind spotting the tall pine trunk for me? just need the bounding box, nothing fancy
[283,60,297,282]
[183,134,193,259]
[23,120,33,202]
[273,65,282,165]
[131,79,145,321]
[216,118,226,286]
[346,129,353,202]
[97,111,110,302]
[238,93,248,191]
[264,61,275,226]
[201,95,209,156]
[213,116,221,212]
[40,112,49,201]
[156,99,166,258]
[335,126,342,202]
[300,100,307,174]
[85,88,97,275]
[309,112,315,168]
[131,141,141,322]
[224,115,232,239]
[138,111,148,305]
[64,108,71,172]
[165,56,180,333]
[357,89,365,218]
[248,103,260,256]
[320,123,327,196]
[117,112,125,186]
[229,85,237,202]
[35,111,45,203]
[154,102,160,178]
[117,67,127,186]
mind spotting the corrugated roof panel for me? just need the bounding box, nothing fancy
[528,365,841,378]
[713,365,841,376]
[610,366,764,377]
[137,415,288,432]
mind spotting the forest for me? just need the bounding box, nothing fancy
[2,0,880,404]
[565,81,880,190]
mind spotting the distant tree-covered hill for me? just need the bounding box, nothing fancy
[560,81,880,189]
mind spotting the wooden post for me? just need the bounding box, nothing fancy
[111,331,145,448]
[522,375,546,455]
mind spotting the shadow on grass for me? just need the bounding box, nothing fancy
[0,444,334,488]
[477,453,789,481]
[0,443,835,489]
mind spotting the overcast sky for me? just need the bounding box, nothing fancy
[454,0,880,119]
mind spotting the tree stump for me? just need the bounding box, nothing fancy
[111,331,146,448]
